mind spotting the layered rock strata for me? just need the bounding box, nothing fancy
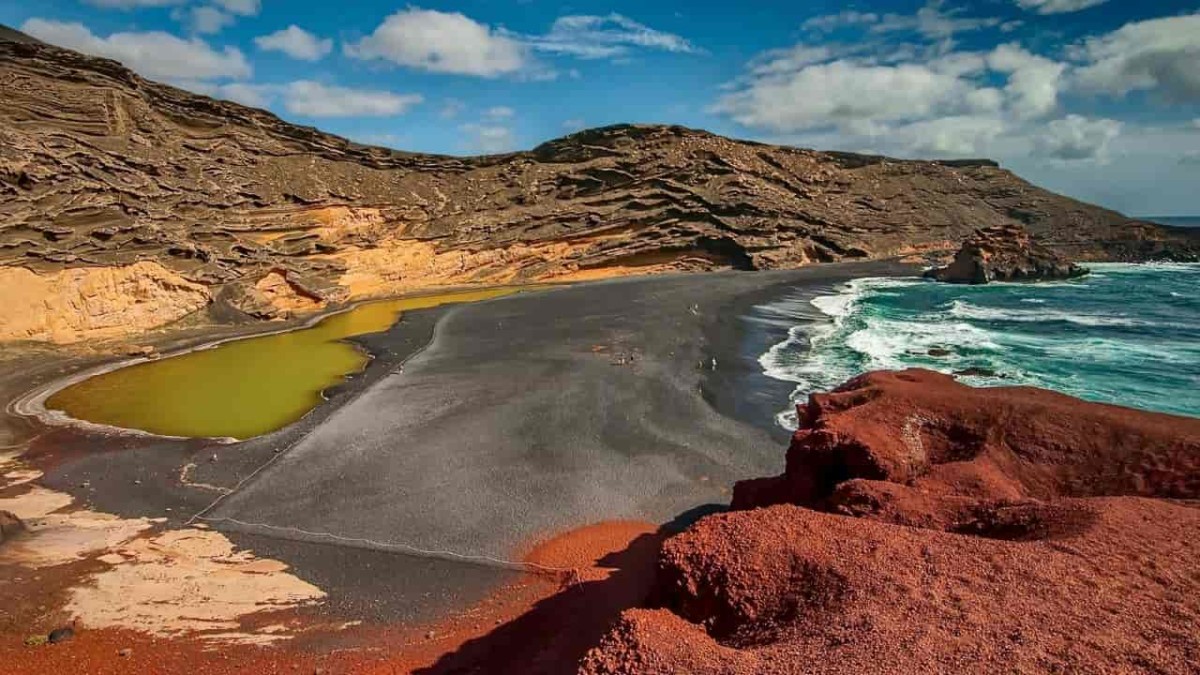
[2,31,1197,342]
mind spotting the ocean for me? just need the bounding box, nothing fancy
[758,263,1200,428]
[1144,216,1200,228]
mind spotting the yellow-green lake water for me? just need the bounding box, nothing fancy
[46,288,516,439]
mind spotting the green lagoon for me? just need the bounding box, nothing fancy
[46,288,516,439]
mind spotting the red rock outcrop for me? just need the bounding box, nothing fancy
[925,223,1089,284]
[582,371,1200,674]
[732,369,1199,511]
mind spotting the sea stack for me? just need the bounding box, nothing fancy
[926,223,1089,284]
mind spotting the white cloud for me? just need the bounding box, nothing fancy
[1033,115,1121,161]
[21,18,251,82]
[180,6,234,35]
[281,81,423,118]
[173,1,260,35]
[1015,0,1109,14]
[712,56,988,134]
[517,13,696,59]
[988,43,1065,118]
[346,8,527,77]
[209,81,272,108]
[710,19,1088,162]
[213,0,260,16]
[872,1,1003,40]
[461,123,517,154]
[83,0,181,8]
[743,45,839,78]
[183,80,422,118]
[1017,123,1200,214]
[255,26,332,61]
[710,14,1088,162]
[900,115,1007,156]
[440,99,466,119]
[1072,14,1200,102]
[484,106,515,119]
[801,11,879,33]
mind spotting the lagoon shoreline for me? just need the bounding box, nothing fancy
[2,262,918,652]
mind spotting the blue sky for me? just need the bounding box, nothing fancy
[3,0,1199,215]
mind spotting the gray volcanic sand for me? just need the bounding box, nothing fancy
[208,264,909,563]
[31,262,914,623]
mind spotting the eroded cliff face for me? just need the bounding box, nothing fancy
[2,33,1197,343]
[0,262,210,344]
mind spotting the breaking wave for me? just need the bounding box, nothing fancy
[758,263,1200,428]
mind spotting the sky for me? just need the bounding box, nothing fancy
[2,1,1198,216]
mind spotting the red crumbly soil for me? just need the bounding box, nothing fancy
[581,370,1200,674]
[1,521,662,675]
[387,521,664,674]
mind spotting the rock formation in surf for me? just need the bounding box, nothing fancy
[581,370,1200,674]
[925,223,1090,284]
[2,27,1197,342]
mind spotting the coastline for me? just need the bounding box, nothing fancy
[2,262,920,662]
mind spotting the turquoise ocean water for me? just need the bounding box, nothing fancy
[759,263,1200,428]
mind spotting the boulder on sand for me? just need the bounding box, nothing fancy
[925,223,1088,284]
[0,509,24,545]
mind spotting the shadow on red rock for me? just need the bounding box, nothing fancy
[414,531,668,675]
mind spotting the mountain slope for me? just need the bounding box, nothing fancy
[1,31,1195,343]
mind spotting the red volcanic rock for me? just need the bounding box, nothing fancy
[582,499,1200,674]
[732,369,1200,512]
[581,371,1200,674]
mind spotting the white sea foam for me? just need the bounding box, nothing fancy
[757,265,1200,429]
[846,318,998,367]
[945,300,1148,327]
[810,293,856,319]
[757,278,888,390]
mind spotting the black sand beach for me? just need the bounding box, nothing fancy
[7,261,915,625]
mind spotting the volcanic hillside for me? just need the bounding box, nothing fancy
[1,28,1196,342]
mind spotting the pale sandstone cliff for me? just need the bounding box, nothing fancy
[0,262,210,343]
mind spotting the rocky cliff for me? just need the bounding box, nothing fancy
[2,30,1197,343]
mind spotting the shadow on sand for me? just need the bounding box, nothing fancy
[415,504,726,674]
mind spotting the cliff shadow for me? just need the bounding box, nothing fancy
[413,528,671,675]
